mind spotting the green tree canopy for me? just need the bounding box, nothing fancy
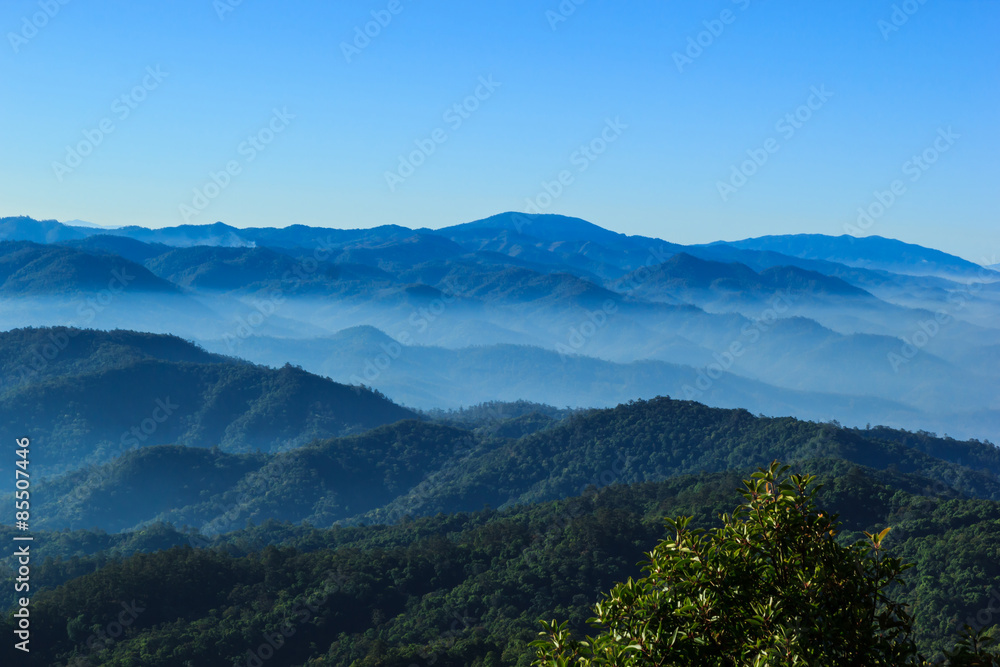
[532,461,999,666]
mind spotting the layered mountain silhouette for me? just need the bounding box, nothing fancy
[0,241,176,295]
[1,213,998,666]
[0,213,996,443]
[23,395,1000,533]
[718,233,995,281]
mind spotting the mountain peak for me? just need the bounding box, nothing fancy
[440,212,627,245]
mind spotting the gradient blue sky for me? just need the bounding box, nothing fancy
[1,0,997,260]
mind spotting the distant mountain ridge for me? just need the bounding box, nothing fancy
[202,325,927,426]
[200,322,1000,440]
[716,233,995,281]
[0,241,178,295]
[4,213,994,284]
[0,216,87,243]
[613,252,870,300]
[63,218,122,230]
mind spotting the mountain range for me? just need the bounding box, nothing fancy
[1,212,999,664]
[1,213,997,443]
[20,388,1000,536]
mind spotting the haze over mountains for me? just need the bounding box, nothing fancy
[1,212,998,445]
[2,212,1000,665]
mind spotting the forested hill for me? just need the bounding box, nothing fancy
[4,458,1000,665]
[0,327,418,478]
[23,394,1000,533]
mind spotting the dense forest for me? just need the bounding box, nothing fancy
[2,331,999,665]
[5,451,1000,664]
[19,393,1000,534]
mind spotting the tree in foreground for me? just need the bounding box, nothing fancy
[531,461,1000,666]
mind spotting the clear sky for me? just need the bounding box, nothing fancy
[1,1,997,261]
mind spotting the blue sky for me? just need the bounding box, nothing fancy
[1,0,997,261]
